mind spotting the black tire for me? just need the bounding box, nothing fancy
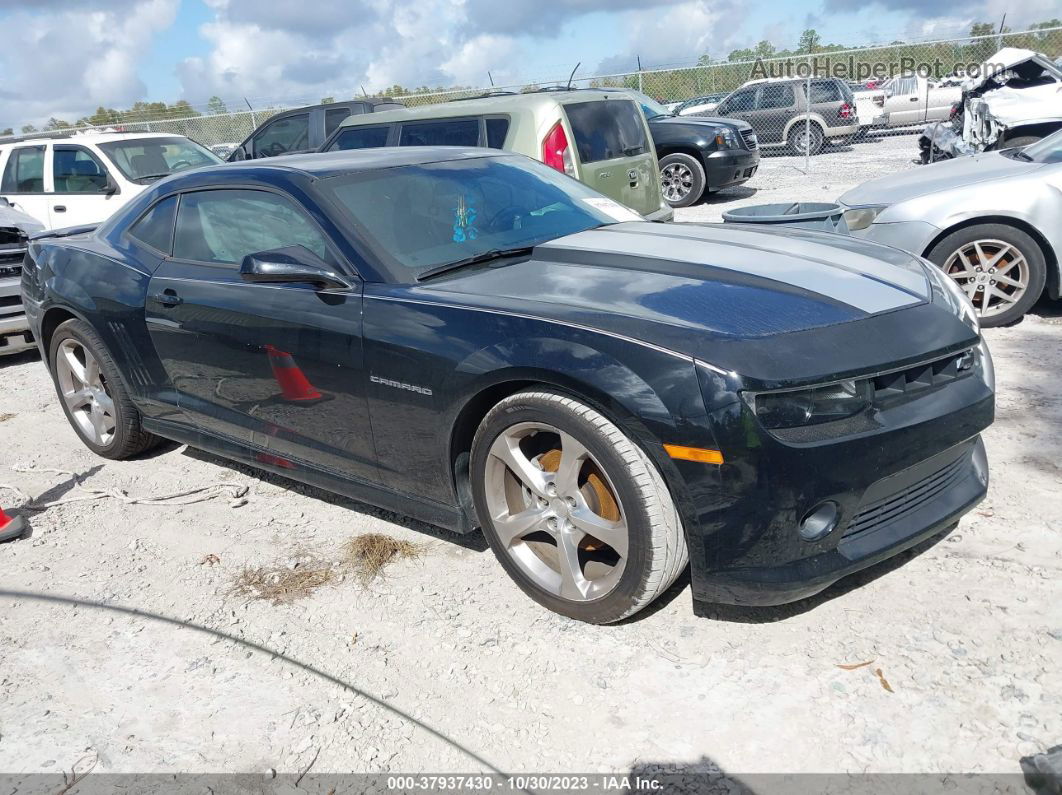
[658,153,707,208]
[48,319,159,459]
[471,389,688,624]
[787,122,824,155]
[926,224,1047,328]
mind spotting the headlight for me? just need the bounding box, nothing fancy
[743,379,872,429]
[842,206,886,231]
[713,127,740,149]
[923,259,979,333]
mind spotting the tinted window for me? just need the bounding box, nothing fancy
[1,146,45,193]
[128,195,177,253]
[485,118,510,149]
[53,147,109,193]
[564,100,648,163]
[172,189,329,265]
[808,80,841,104]
[399,119,480,147]
[97,136,220,182]
[757,84,794,110]
[325,107,353,137]
[319,156,624,279]
[252,113,310,157]
[329,126,390,151]
[725,90,755,112]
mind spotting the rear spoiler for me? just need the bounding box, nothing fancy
[29,224,99,241]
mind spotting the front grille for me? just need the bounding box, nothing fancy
[740,129,758,150]
[842,453,969,541]
[0,257,24,277]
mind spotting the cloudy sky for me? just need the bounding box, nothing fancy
[0,0,1057,129]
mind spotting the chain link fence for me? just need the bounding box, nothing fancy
[5,26,1060,173]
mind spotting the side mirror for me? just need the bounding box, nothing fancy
[239,246,352,290]
[104,174,119,195]
[228,144,248,162]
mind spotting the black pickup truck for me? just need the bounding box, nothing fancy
[618,90,759,208]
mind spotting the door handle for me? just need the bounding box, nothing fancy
[909,97,919,102]
[153,290,183,307]
[53,205,66,213]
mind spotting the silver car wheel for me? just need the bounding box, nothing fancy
[661,162,694,203]
[56,338,116,446]
[482,422,629,602]
[944,239,1031,319]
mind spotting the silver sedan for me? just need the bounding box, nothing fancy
[838,130,1062,326]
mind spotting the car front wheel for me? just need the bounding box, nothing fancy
[659,153,706,208]
[926,224,1046,327]
[471,389,688,624]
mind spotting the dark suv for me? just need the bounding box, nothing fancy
[620,90,759,207]
[229,99,404,161]
[712,78,859,155]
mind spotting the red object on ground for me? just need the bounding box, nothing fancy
[264,344,324,403]
[0,506,28,543]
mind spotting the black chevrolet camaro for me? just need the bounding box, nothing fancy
[21,148,994,624]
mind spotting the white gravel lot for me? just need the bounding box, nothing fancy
[0,133,1060,786]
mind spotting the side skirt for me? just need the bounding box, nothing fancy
[142,418,475,535]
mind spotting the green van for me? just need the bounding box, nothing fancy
[321,90,673,222]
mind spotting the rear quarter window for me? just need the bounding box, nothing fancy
[564,99,648,164]
[485,117,510,149]
[808,80,841,104]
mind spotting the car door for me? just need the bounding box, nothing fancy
[144,187,377,483]
[49,145,122,228]
[0,145,50,226]
[751,83,795,143]
[884,76,922,125]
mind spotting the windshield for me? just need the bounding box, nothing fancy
[96,136,222,183]
[318,155,634,280]
[1016,128,1062,163]
[624,90,672,119]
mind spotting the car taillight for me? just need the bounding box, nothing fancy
[839,102,853,119]
[542,122,575,177]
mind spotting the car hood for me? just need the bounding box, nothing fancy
[0,203,45,235]
[839,151,1040,206]
[414,222,970,383]
[653,115,751,131]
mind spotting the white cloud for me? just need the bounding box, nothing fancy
[0,0,178,129]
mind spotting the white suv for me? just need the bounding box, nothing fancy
[0,131,221,229]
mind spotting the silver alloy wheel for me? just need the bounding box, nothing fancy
[661,162,694,203]
[55,338,116,446]
[483,422,629,602]
[943,239,1030,319]
[791,128,814,153]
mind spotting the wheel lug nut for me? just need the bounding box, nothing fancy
[547,518,558,531]
[546,483,557,496]
[566,497,577,508]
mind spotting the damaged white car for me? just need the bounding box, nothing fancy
[919,47,1062,161]
[0,198,43,355]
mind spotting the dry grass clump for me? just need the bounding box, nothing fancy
[344,533,421,584]
[233,560,335,604]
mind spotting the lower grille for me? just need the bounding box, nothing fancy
[842,453,969,541]
[740,129,758,150]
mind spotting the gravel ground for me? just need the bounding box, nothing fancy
[1,133,1060,784]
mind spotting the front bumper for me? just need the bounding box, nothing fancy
[0,276,34,356]
[704,148,759,189]
[682,341,994,607]
[849,219,941,260]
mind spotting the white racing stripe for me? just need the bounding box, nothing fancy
[541,222,927,315]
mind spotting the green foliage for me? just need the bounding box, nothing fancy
[207,96,228,115]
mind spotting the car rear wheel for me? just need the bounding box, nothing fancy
[49,319,159,459]
[659,153,706,208]
[471,390,688,624]
[926,225,1046,327]
[787,123,824,156]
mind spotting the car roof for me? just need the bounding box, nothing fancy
[189,147,505,180]
[0,131,192,147]
[335,89,631,129]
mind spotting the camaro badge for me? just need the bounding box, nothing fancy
[370,374,433,396]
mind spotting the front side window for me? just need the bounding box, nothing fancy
[128,195,178,253]
[1,146,45,193]
[172,189,329,265]
[398,119,480,147]
[757,84,794,109]
[52,147,110,193]
[564,99,648,163]
[252,113,310,157]
[97,136,220,183]
[318,155,625,280]
[725,90,755,113]
[328,126,391,151]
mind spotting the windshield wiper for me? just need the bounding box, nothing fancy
[135,172,174,181]
[416,247,534,282]
[1008,149,1034,162]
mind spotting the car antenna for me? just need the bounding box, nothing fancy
[243,97,253,111]
[361,85,369,97]
[488,71,495,87]
[566,62,581,90]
